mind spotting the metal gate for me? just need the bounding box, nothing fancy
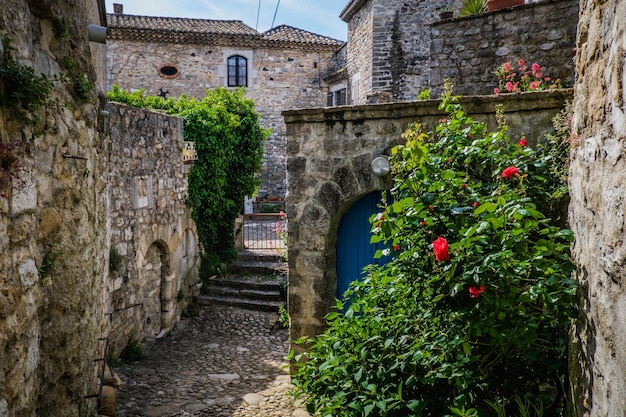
[241,213,286,252]
[336,191,389,301]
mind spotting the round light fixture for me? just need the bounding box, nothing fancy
[371,155,391,177]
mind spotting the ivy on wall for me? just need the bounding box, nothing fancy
[107,86,268,276]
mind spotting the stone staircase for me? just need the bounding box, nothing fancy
[197,251,287,312]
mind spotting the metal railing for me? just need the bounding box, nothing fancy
[241,213,286,251]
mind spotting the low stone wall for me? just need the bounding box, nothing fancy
[430,0,578,97]
[107,103,200,356]
[285,89,572,353]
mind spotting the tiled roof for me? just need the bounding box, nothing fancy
[107,14,344,51]
[262,25,343,48]
[107,14,259,36]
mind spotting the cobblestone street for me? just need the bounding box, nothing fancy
[113,305,309,417]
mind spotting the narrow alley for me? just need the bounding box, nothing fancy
[113,305,309,417]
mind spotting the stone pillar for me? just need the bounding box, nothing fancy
[568,0,626,415]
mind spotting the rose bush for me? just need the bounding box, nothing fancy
[291,88,576,416]
[494,59,562,95]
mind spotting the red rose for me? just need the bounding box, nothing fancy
[433,237,450,262]
[469,285,486,298]
[462,183,467,189]
[393,244,400,251]
[420,221,426,226]
[472,201,479,207]
[501,166,519,179]
[429,205,434,211]
[518,139,528,146]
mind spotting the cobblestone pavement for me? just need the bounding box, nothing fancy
[113,305,310,417]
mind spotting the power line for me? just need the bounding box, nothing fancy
[271,0,280,29]
[256,0,261,30]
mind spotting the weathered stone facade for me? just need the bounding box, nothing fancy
[335,0,577,103]
[284,90,572,354]
[106,11,343,199]
[568,0,626,414]
[0,1,109,416]
[430,0,578,97]
[106,103,200,356]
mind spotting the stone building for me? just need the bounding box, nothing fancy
[106,5,344,199]
[328,0,578,103]
[0,1,110,416]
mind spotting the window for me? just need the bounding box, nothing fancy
[228,55,247,87]
[327,88,347,107]
[158,64,180,79]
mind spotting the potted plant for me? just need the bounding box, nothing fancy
[460,0,488,16]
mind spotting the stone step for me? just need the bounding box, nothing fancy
[206,275,285,291]
[228,260,288,276]
[196,295,285,312]
[236,250,285,263]
[207,285,283,302]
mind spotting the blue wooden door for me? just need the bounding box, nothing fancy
[336,191,389,301]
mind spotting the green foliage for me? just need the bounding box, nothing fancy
[107,85,268,278]
[0,34,54,123]
[109,246,123,272]
[291,89,576,416]
[53,18,69,39]
[39,242,63,287]
[58,56,95,101]
[417,89,431,100]
[278,305,290,328]
[120,339,144,362]
[459,0,487,16]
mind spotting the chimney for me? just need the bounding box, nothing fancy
[113,3,123,14]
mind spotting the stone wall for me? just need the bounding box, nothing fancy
[344,0,374,105]
[107,39,337,199]
[0,1,109,416]
[106,103,200,356]
[430,0,578,97]
[568,0,626,414]
[284,89,572,353]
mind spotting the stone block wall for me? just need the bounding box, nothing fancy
[107,103,200,356]
[430,0,578,97]
[0,1,109,416]
[284,89,572,355]
[107,39,337,199]
[568,0,626,414]
[344,0,374,105]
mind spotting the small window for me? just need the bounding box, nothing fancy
[327,92,334,107]
[228,55,247,87]
[335,89,347,106]
[158,64,180,79]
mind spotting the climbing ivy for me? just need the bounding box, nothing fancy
[107,85,269,275]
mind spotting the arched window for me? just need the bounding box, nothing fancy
[228,55,247,87]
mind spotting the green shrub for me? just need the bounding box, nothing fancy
[107,86,268,274]
[292,89,576,416]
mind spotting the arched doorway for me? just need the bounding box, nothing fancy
[336,191,390,302]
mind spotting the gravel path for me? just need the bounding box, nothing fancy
[113,305,309,417]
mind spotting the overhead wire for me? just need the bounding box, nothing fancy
[255,0,261,30]
[271,0,280,29]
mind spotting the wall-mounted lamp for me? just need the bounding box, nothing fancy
[87,24,107,44]
[371,155,391,177]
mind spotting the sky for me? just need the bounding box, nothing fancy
[105,0,349,41]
